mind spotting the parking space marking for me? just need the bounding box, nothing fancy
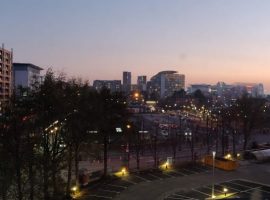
[85,194,113,199]
[163,172,175,178]
[227,180,265,194]
[157,172,175,178]
[220,182,242,192]
[119,178,137,185]
[193,166,209,172]
[182,168,199,174]
[171,193,196,199]
[99,189,120,194]
[174,170,189,176]
[106,183,127,189]
[194,186,218,196]
[192,188,211,197]
[148,173,163,180]
[236,179,270,194]
[164,179,270,200]
[242,186,262,193]
[123,175,144,183]
[226,182,253,190]
[239,178,270,189]
[166,171,184,177]
[165,196,188,200]
[133,174,151,182]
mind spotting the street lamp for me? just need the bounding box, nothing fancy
[121,167,126,176]
[223,187,228,197]
[126,124,131,169]
[212,151,216,199]
[71,186,78,196]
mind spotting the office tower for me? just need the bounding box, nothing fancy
[149,70,185,99]
[123,71,131,93]
[137,76,147,92]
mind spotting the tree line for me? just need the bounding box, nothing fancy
[0,70,129,200]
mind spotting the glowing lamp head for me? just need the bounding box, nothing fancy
[71,186,77,192]
[134,92,139,98]
[121,167,126,175]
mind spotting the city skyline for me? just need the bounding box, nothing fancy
[1,0,270,93]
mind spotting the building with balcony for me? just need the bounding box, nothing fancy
[148,70,185,99]
[0,44,13,108]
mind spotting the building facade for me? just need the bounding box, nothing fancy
[149,71,185,99]
[0,44,13,107]
[13,63,43,90]
[123,71,131,93]
[93,80,122,93]
[137,75,147,92]
[188,84,211,95]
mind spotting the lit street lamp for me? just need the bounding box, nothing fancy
[223,187,228,197]
[126,124,131,169]
[212,151,216,199]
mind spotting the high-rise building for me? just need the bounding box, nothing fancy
[233,82,264,97]
[149,71,185,99]
[93,80,122,93]
[137,76,147,92]
[0,44,13,107]
[188,84,211,95]
[13,63,43,90]
[123,71,131,93]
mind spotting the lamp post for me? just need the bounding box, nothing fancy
[126,124,131,169]
[223,187,228,197]
[212,151,216,199]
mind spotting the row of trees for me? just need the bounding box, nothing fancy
[0,70,129,200]
[211,94,269,154]
[159,89,270,159]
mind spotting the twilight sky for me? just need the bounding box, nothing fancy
[1,0,270,92]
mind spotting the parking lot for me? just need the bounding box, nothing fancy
[79,164,211,200]
[164,179,270,200]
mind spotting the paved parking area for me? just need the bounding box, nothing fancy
[164,179,270,200]
[79,164,211,200]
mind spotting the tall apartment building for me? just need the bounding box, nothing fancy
[0,44,13,107]
[123,71,131,93]
[149,71,185,99]
[137,76,147,92]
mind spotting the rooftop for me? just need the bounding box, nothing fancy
[13,63,43,71]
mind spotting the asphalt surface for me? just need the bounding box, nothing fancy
[79,163,211,200]
[113,162,270,200]
[164,179,270,199]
